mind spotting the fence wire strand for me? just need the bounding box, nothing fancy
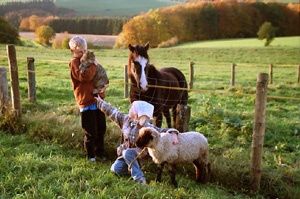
[118,81,300,101]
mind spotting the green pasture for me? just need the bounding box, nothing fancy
[176,36,300,48]
[0,36,299,198]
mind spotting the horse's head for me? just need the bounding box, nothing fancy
[128,43,150,92]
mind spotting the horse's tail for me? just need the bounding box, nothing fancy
[161,67,188,105]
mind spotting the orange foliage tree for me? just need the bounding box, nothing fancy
[19,15,54,31]
[115,0,300,48]
[115,10,172,48]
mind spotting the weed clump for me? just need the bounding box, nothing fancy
[0,109,26,134]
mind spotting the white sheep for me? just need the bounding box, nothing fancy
[136,127,210,187]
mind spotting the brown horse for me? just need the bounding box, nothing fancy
[128,43,188,128]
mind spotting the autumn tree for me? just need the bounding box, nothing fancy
[19,17,30,31]
[257,21,276,46]
[35,25,55,45]
[115,1,299,48]
[115,10,171,48]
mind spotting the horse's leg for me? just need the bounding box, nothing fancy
[168,164,178,187]
[163,108,172,128]
[172,106,177,129]
[154,111,163,128]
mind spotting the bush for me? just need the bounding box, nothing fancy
[52,32,70,49]
[61,37,70,49]
[257,21,277,46]
[0,17,19,44]
[35,25,55,45]
[157,36,179,48]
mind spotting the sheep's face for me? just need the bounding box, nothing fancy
[136,127,157,148]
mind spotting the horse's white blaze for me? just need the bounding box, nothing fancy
[135,56,148,91]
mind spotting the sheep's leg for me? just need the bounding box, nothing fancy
[193,160,202,182]
[168,164,178,187]
[193,159,210,183]
[156,162,165,182]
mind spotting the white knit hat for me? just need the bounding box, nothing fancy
[69,36,87,51]
[129,101,154,119]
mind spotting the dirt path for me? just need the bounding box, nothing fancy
[20,32,117,48]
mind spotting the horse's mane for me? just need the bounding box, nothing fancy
[128,53,134,77]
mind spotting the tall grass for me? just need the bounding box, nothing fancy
[0,37,299,198]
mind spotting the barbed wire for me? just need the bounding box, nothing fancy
[110,81,300,101]
[0,56,299,101]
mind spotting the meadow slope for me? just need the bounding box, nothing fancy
[0,37,299,198]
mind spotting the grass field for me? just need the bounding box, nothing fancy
[0,36,299,198]
[176,36,300,48]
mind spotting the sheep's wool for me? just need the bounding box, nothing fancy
[139,127,208,165]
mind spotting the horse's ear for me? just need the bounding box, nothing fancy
[144,42,150,50]
[128,44,135,52]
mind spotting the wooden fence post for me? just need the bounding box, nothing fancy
[27,57,36,102]
[269,64,273,84]
[124,65,129,98]
[298,65,300,84]
[250,73,268,192]
[7,44,21,117]
[0,67,9,114]
[231,63,236,86]
[175,104,191,132]
[189,62,194,90]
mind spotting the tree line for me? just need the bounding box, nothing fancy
[0,0,128,35]
[0,0,76,29]
[48,18,128,35]
[0,0,75,17]
[115,1,300,47]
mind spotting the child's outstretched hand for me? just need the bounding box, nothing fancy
[95,94,103,102]
[99,90,106,99]
[95,94,103,109]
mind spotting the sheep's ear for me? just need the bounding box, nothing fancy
[150,128,158,138]
[128,44,135,52]
[136,128,153,147]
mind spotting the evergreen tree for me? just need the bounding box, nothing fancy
[0,17,19,44]
[257,21,276,46]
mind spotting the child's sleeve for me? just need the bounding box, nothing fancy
[96,97,127,129]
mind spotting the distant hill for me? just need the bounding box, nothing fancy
[0,0,184,16]
[54,0,182,16]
